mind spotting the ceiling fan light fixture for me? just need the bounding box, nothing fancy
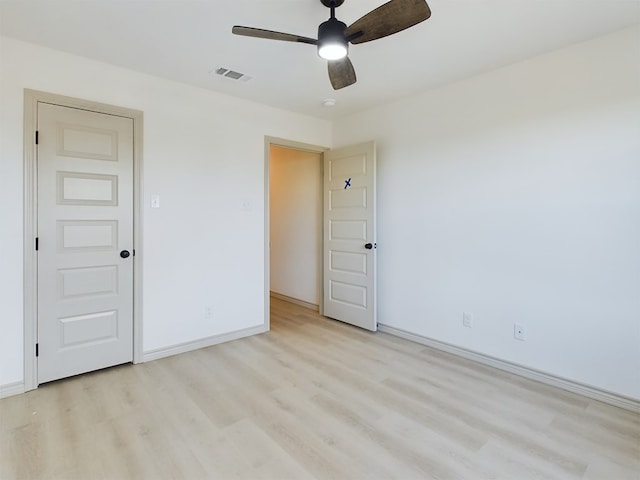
[318,42,348,60]
[317,18,348,60]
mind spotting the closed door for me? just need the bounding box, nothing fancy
[323,141,377,331]
[37,103,134,384]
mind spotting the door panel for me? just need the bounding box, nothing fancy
[57,172,118,205]
[37,103,134,384]
[323,141,377,331]
[58,266,118,299]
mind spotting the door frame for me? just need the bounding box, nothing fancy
[264,137,328,328]
[23,89,144,391]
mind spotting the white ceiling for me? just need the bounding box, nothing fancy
[1,0,639,120]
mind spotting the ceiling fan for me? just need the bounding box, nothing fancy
[232,0,431,90]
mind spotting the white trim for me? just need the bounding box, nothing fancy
[264,138,271,331]
[270,291,319,312]
[0,382,26,399]
[264,136,328,329]
[379,324,640,413]
[142,325,268,363]
[23,92,38,391]
[23,89,144,390]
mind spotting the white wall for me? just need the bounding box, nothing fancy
[332,26,640,399]
[269,146,322,305]
[0,36,331,389]
[2,27,639,401]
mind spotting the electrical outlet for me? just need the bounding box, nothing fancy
[204,305,214,319]
[462,312,473,328]
[514,323,525,341]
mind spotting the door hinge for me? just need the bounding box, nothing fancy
[35,237,39,251]
[35,343,39,357]
[35,131,39,145]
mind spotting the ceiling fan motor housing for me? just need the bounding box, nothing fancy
[320,0,345,7]
[317,17,349,59]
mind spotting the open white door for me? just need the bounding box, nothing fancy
[323,141,376,331]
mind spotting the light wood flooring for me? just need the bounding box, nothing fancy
[2,297,639,479]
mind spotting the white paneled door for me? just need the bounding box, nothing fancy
[323,142,377,331]
[37,103,134,384]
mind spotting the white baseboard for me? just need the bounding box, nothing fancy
[142,324,268,363]
[378,324,640,413]
[0,381,25,399]
[270,291,319,312]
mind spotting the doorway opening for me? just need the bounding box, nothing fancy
[269,144,323,310]
[264,138,327,328]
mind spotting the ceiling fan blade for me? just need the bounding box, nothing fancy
[328,57,357,90]
[232,26,317,45]
[344,0,431,45]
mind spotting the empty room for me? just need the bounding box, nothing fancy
[1,0,639,478]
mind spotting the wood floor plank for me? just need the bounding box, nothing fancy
[1,296,638,479]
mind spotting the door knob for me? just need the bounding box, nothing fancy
[120,250,131,259]
[364,243,373,250]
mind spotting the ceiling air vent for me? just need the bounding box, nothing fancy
[212,66,252,82]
